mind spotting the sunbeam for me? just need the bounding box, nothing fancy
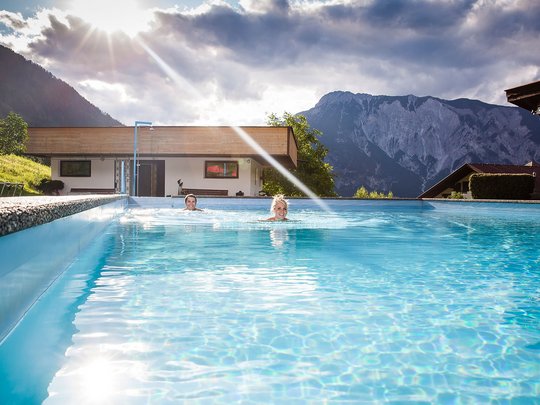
[136,39,202,99]
[136,37,332,212]
[231,126,332,212]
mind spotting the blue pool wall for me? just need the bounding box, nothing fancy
[0,197,127,343]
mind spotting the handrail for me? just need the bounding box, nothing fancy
[0,182,24,197]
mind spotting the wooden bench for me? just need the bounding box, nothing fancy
[180,188,228,196]
[70,188,116,194]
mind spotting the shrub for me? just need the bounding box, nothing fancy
[354,185,393,199]
[449,191,464,199]
[37,179,64,195]
[469,173,534,199]
[354,186,369,198]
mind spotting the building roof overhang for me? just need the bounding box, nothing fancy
[417,164,478,198]
[505,80,540,114]
[26,126,298,168]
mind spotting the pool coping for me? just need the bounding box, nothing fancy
[0,195,127,237]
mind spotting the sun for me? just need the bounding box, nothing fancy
[67,0,151,37]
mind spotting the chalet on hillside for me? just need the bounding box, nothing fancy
[418,162,540,199]
[25,126,298,197]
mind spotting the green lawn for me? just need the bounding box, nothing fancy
[0,154,50,196]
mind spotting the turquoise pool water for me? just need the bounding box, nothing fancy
[1,200,540,403]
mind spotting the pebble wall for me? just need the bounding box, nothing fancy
[0,195,126,237]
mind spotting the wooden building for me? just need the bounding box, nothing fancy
[26,126,298,197]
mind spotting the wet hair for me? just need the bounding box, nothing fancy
[184,194,197,204]
[270,194,288,213]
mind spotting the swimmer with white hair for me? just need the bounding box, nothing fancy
[265,194,289,221]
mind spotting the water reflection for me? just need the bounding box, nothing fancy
[269,228,289,248]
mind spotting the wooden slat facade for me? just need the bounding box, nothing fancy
[26,126,298,168]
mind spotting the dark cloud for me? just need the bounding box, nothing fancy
[465,1,540,67]
[0,11,28,30]
[28,14,159,78]
[3,0,539,124]
[362,0,476,31]
[21,1,540,77]
[153,4,296,65]
[147,0,539,72]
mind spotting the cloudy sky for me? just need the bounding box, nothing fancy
[0,0,539,125]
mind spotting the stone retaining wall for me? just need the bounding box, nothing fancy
[0,195,126,237]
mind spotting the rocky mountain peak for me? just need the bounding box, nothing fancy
[301,91,540,197]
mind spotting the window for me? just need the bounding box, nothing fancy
[60,160,91,177]
[205,161,239,178]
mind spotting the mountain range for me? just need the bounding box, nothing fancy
[2,44,539,197]
[301,92,540,197]
[0,45,121,127]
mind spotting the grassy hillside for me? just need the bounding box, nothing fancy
[0,154,50,196]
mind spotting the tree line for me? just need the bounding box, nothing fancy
[0,112,28,155]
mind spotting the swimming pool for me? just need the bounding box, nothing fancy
[1,198,539,403]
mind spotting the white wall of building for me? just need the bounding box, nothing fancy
[52,156,265,196]
[52,158,115,195]
[164,157,263,196]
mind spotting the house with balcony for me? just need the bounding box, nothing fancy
[25,126,298,197]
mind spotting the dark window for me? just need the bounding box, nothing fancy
[205,161,239,178]
[60,160,91,177]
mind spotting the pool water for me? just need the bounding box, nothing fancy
[1,200,540,403]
